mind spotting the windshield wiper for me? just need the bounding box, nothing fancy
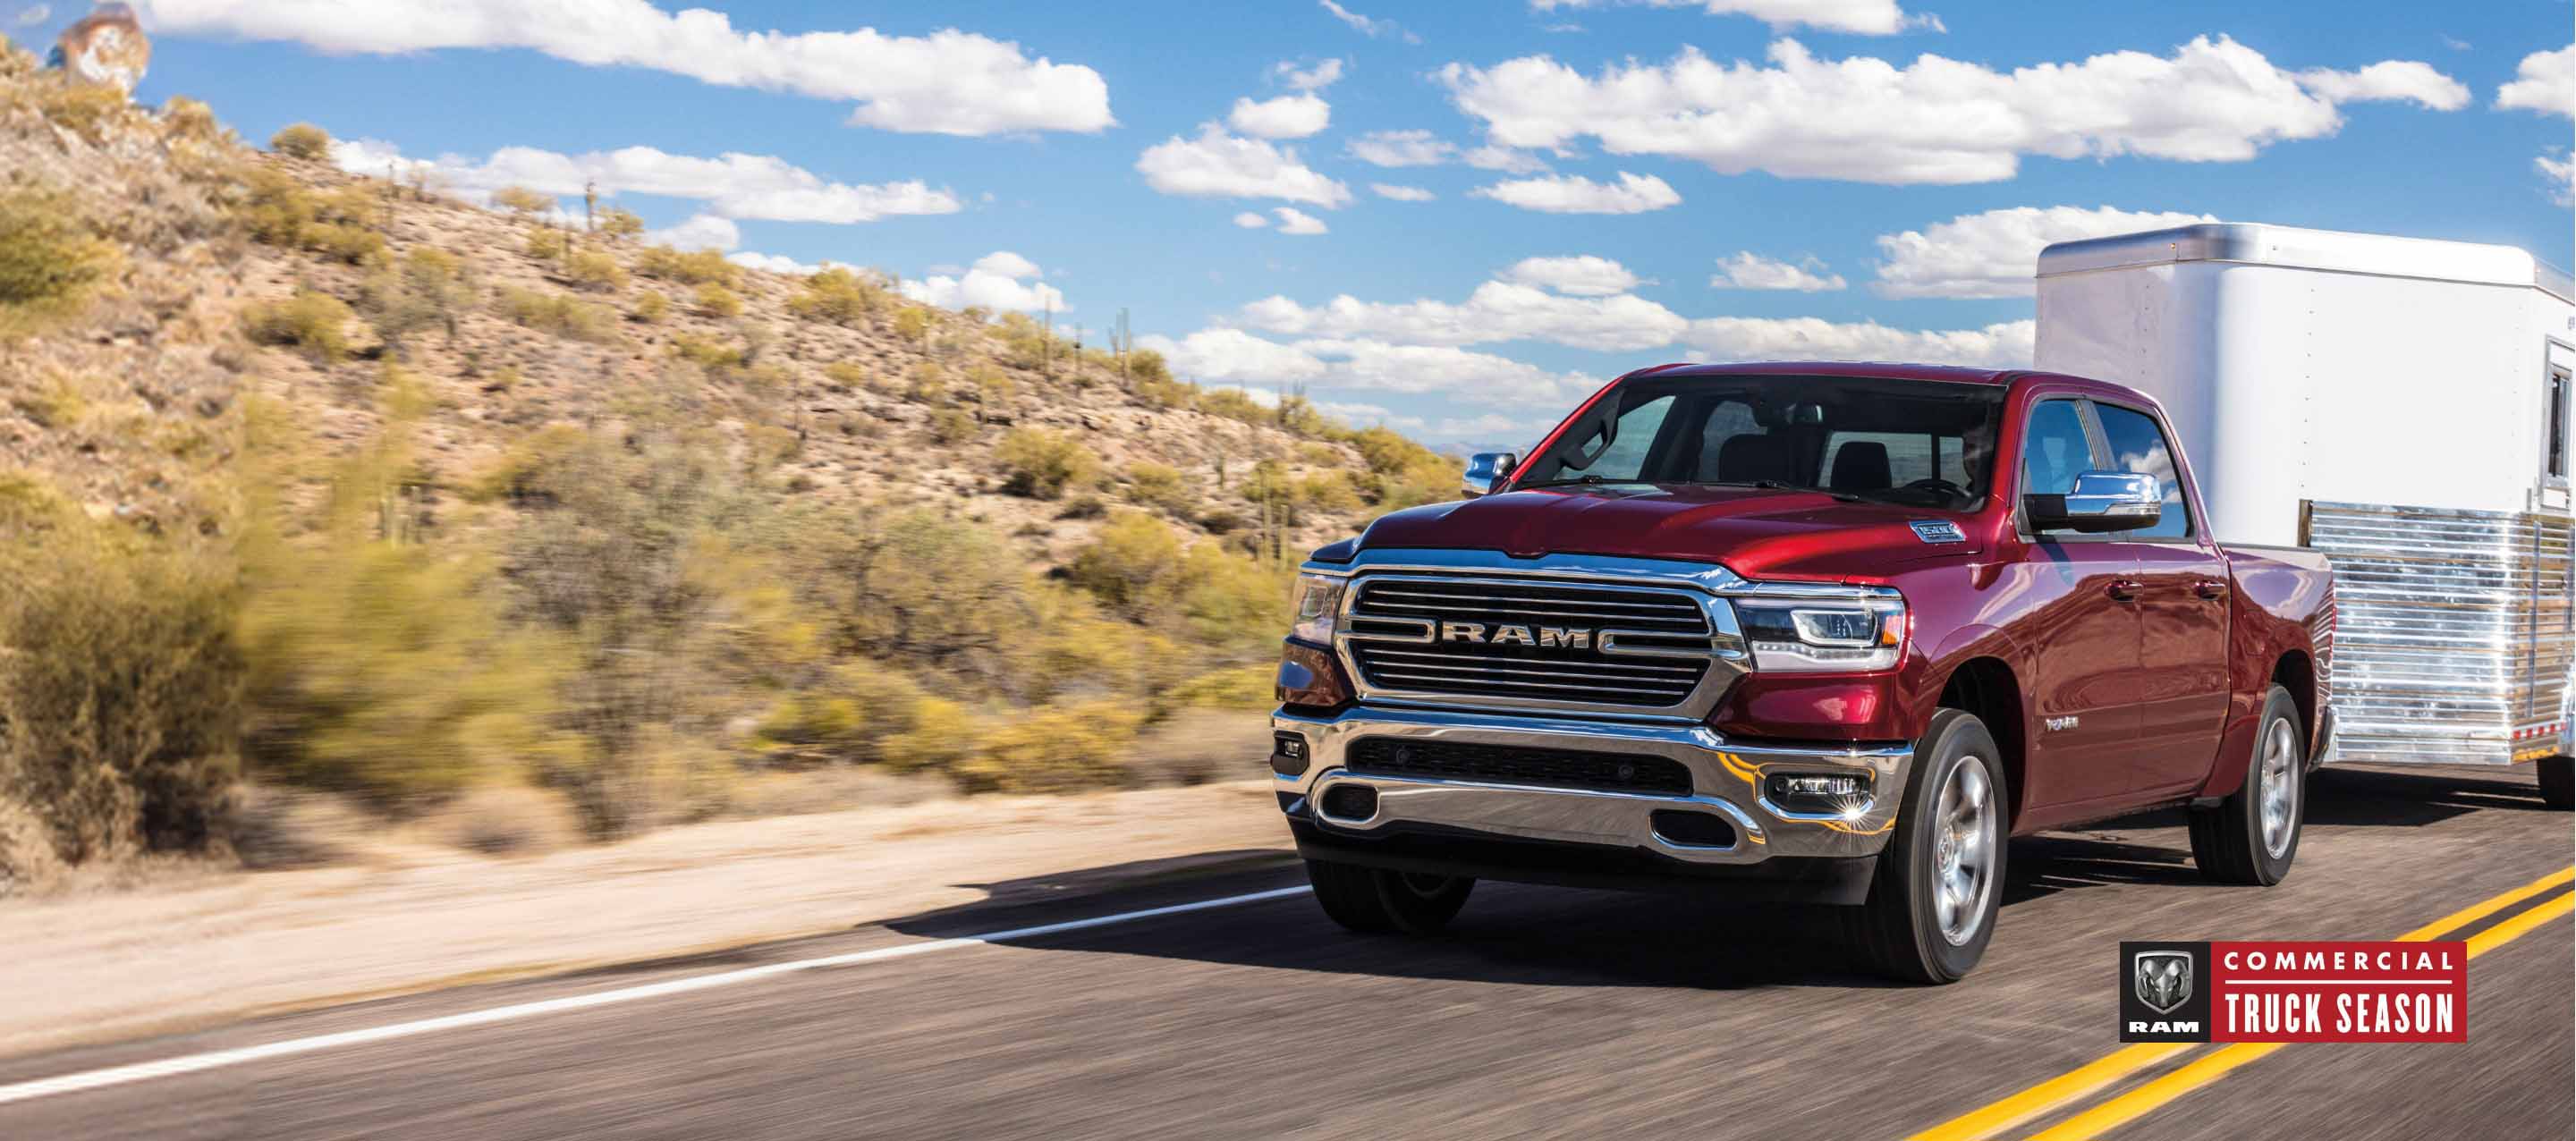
[1690,479,1863,503]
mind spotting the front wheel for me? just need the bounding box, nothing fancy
[1844,708,2007,985]
[1304,859,1474,935]
[2189,685,2305,884]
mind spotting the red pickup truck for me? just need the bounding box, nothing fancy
[1269,363,2335,983]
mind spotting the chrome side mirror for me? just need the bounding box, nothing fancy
[2025,470,2162,533]
[1462,452,1518,498]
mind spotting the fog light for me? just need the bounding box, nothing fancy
[1318,784,1378,821]
[1764,772,1872,814]
[1271,731,1310,777]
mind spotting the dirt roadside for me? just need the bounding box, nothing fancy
[0,780,1296,1057]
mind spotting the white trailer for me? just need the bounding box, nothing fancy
[2036,223,2576,806]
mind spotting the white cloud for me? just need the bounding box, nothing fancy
[641,213,742,251]
[1371,183,1436,202]
[1228,93,1332,139]
[2294,61,2469,111]
[15,5,50,27]
[728,250,845,276]
[1273,207,1330,235]
[1439,37,2467,185]
[1275,57,1346,91]
[899,250,1065,313]
[1135,124,1352,207]
[1872,205,2217,299]
[1500,255,1643,296]
[1318,0,1416,43]
[1685,317,2034,368]
[1526,0,1928,36]
[133,0,1113,135]
[1315,401,1428,431]
[1233,211,1272,228]
[330,139,961,224]
[2542,152,2574,207]
[1711,252,1845,292]
[1348,129,1454,167]
[1461,145,1552,174]
[1239,281,1689,351]
[2499,46,2573,118]
[1140,328,1331,385]
[1471,171,1679,214]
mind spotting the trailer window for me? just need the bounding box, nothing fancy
[2093,404,2192,539]
[2548,367,2569,482]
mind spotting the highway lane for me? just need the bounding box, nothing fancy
[1,763,2567,1141]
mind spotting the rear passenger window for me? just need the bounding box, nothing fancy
[2093,404,2192,538]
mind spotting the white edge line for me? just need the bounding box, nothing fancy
[0,884,1314,1107]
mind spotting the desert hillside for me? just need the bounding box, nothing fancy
[0,38,1460,886]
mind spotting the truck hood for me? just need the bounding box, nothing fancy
[1353,484,1982,580]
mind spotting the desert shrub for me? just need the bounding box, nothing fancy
[694,283,742,317]
[1134,372,1195,410]
[670,333,746,371]
[1066,511,1186,613]
[0,520,242,863]
[303,221,386,266]
[496,286,618,342]
[564,248,627,292]
[968,366,1017,413]
[1197,386,1268,427]
[244,290,355,362]
[524,227,569,262]
[159,96,229,146]
[905,361,946,404]
[782,506,1036,681]
[1177,543,1292,640]
[269,122,333,160]
[952,699,1145,793]
[1167,663,1276,711]
[7,375,88,429]
[30,80,128,144]
[1123,462,1193,511]
[784,267,882,326]
[928,407,978,444]
[821,360,869,391]
[996,428,1100,499]
[877,695,979,773]
[892,305,930,347]
[0,186,118,339]
[1296,470,1364,512]
[491,185,554,216]
[631,291,669,323]
[637,245,740,288]
[597,207,645,240]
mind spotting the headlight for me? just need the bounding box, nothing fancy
[1290,572,1346,644]
[1734,596,1906,672]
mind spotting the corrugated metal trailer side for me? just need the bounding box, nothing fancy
[2303,501,2574,765]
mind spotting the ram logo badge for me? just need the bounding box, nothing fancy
[1438,621,1591,649]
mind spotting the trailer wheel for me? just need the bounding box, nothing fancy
[1304,859,1473,935]
[2538,756,2574,812]
[2190,685,2305,885]
[1844,709,2006,985]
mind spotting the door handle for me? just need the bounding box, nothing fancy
[2194,580,2229,601]
[2106,579,2144,602]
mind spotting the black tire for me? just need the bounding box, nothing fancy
[1844,709,2007,985]
[1304,859,1474,935]
[2190,685,2305,885]
[2538,756,2574,812]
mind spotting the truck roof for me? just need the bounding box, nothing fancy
[1625,361,2016,385]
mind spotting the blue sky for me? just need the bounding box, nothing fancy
[13,0,2572,447]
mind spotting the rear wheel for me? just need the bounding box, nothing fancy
[2538,756,2573,812]
[1845,708,2006,985]
[1304,859,1474,935]
[2190,685,2305,884]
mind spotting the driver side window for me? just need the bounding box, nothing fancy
[2021,400,2093,497]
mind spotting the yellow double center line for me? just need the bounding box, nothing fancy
[1911,865,2576,1141]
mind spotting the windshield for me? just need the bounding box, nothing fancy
[1514,375,2006,510]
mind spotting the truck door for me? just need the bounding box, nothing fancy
[2093,402,2233,794]
[2015,398,2144,810]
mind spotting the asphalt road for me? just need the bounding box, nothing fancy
[3,764,2568,1141]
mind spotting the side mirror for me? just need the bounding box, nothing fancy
[1462,452,1518,498]
[2025,470,2163,534]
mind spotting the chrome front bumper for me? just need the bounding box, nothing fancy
[1271,705,1914,866]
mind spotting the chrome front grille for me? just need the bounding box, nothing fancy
[1339,573,1740,715]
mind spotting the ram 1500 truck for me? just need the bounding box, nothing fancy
[1269,363,2336,983]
